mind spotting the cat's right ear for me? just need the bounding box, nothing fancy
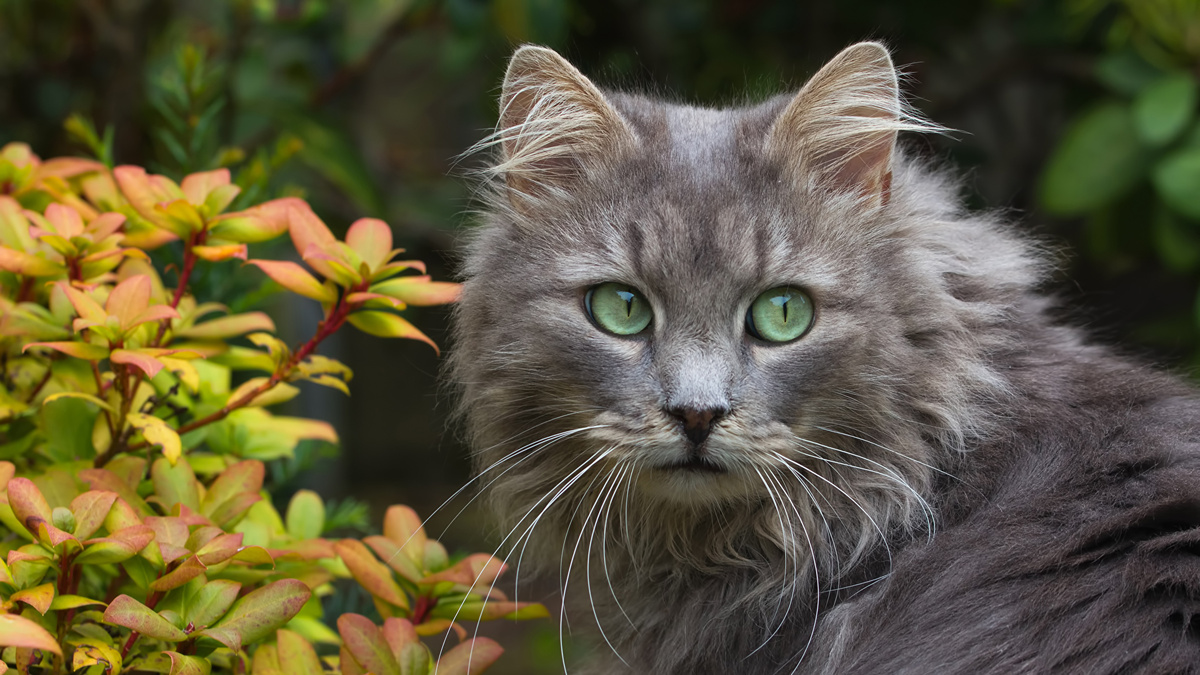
[494,46,635,210]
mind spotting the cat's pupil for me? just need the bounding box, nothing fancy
[617,290,635,317]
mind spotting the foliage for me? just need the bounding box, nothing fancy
[0,143,545,673]
[1037,0,1200,359]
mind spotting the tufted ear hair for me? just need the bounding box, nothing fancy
[766,42,937,208]
[491,45,636,210]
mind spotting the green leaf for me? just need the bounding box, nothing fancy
[1154,147,1200,219]
[183,579,241,630]
[71,637,123,675]
[276,628,323,675]
[1040,102,1149,216]
[23,341,110,361]
[346,311,438,352]
[175,312,276,340]
[1133,72,1198,147]
[165,652,211,675]
[149,554,207,592]
[1095,50,1163,96]
[197,578,312,652]
[151,458,200,513]
[285,490,325,541]
[103,594,188,641]
[41,395,99,462]
[49,594,106,611]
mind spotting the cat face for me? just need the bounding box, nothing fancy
[452,43,1026,574]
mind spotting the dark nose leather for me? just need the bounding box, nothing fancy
[666,406,725,446]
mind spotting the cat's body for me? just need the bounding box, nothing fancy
[449,43,1200,673]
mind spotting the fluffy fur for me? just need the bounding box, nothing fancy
[448,42,1200,674]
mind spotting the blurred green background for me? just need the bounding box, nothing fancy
[3,0,1199,670]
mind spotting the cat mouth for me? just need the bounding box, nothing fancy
[656,456,728,474]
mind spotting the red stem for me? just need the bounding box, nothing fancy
[113,288,358,457]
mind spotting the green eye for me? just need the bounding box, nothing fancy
[585,282,653,336]
[746,286,814,343]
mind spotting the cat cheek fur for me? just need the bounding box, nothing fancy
[450,41,1200,674]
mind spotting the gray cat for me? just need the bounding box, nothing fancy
[448,42,1200,674]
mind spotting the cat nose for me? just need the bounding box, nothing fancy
[666,406,726,446]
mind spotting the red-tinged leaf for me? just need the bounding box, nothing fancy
[0,248,62,277]
[7,478,51,529]
[334,539,410,610]
[362,536,423,584]
[269,537,334,561]
[339,646,365,675]
[194,532,243,565]
[103,594,188,641]
[43,203,85,237]
[435,637,504,675]
[384,505,427,551]
[165,652,211,675]
[197,579,311,652]
[77,524,155,564]
[192,244,247,262]
[126,304,181,329]
[185,579,241,629]
[420,554,505,588]
[277,629,323,675]
[201,460,264,517]
[176,312,275,340]
[22,341,109,361]
[370,278,462,306]
[180,168,231,206]
[150,554,207,592]
[151,459,200,513]
[36,156,102,180]
[208,492,262,527]
[381,617,419,654]
[69,490,118,540]
[346,311,438,352]
[11,582,54,615]
[56,281,106,323]
[244,260,336,302]
[144,516,190,556]
[26,516,76,549]
[88,211,127,239]
[345,292,402,309]
[110,349,165,377]
[345,218,393,271]
[83,470,151,517]
[287,201,337,261]
[337,613,401,675]
[105,274,153,329]
[0,613,62,655]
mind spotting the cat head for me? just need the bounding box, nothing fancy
[451,43,1037,577]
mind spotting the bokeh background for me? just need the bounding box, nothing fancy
[3,0,1199,670]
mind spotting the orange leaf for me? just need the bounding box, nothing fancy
[0,614,62,655]
[345,218,393,271]
[110,349,166,378]
[245,260,336,302]
[370,277,461,306]
[180,168,231,206]
[346,311,438,352]
[105,275,152,329]
[286,202,337,261]
[192,244,248,262]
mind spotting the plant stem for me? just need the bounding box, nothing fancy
[117,289,357,455]
[153,230,204,347]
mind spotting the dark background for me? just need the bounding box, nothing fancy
[3,0,1199,669]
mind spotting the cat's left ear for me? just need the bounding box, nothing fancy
[767,42,926,208]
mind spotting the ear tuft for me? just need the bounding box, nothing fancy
[767,42,941,207]
[488,46,634,208]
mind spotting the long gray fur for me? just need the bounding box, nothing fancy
[448,42,1200,674]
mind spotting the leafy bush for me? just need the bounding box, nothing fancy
[0,143,546,674]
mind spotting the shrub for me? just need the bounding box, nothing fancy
[0,143,545,674]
